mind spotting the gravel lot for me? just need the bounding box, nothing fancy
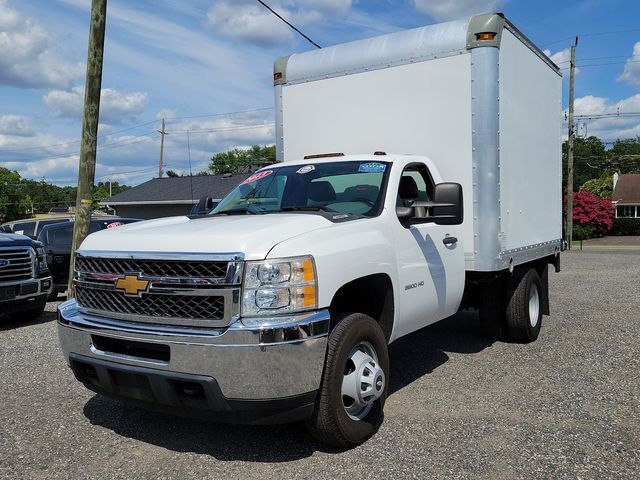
[1,251,638,480]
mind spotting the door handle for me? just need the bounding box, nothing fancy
[443,236,458,245]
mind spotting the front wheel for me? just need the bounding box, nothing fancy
[306,313,389,448]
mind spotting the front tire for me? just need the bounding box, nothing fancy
[306,313,389,448]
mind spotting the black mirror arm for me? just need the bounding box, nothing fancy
[396,206,414,218]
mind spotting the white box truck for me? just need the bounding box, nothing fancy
[57,13,562,447]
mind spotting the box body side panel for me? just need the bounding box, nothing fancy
[281,54,475,254]
[498,30,563,253]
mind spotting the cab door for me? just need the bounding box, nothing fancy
[391,162,465,339]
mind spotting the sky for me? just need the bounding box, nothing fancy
[1,0,640,187]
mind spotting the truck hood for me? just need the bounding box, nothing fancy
[78,214,333,260]
[0,233,40,247]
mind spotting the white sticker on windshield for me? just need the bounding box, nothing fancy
[358,162,386,173]
[296,165,315,174]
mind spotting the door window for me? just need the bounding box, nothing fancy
[51,228,73,247]
[36,219,69,236]
[397,164,435,224]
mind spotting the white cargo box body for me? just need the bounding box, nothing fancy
[274,13,562,272]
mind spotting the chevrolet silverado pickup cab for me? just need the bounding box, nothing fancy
[58,13,562,447]
[0,233,52,320]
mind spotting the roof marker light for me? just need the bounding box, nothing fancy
[476,32,497,41]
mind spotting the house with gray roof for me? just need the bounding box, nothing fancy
[100,174,248,219]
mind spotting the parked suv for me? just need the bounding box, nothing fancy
[0,233,52,320]
[38,218,140,299]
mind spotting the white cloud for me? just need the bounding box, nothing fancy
[0,114,34,136]
[543,47,579,79]
[43,87,148,124]
[0,0,84,88]
[618,41,640,87]
[413,0,506,21]
[566,94,640,140]
[207,0,352,46]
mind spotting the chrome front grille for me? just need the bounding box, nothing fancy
[76,256,228,279]
[76,288,226,321]
[73,252,243,328]
[0,248,34,282]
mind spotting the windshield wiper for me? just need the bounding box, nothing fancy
[279,205,336,213]
[213,204,265,215]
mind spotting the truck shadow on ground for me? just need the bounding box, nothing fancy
[0,308,56,331]
[388,310,493,394]
[82,310,492,462]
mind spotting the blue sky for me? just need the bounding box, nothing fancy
[1,0,640,186]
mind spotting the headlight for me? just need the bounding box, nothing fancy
[242,255,317,317]
[35,247,47,272]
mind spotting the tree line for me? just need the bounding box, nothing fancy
[564,136,640,198]
[3,138,637,223]
[0,167,129,222]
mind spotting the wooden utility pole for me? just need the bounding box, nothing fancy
[158,118,167,177]
[67,0,107,297]
[566,36,578,250]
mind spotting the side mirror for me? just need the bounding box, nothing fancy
[432,182,463,225]
[193,196,214,215]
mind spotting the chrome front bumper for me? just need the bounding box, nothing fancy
[57,299,329,400]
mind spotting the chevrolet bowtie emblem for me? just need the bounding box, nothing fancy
[114,274,149,297]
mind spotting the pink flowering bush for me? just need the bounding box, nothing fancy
[564,190,614,237]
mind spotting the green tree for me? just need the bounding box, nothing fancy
[0,168,32,222]
[166,170,179,177]
[580,169,615,198]
[209,145,276,174]
[609,137,640,157]
[562,136,606,191]
[93,181,129,207]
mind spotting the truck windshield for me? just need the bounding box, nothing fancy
[211,161,390,217]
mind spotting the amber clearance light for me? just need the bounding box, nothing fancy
[476,32,497,41]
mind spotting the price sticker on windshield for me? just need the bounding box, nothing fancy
[358,162,386,173]
[241,170,273,184]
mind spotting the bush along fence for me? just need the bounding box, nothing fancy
[610,218,640,236]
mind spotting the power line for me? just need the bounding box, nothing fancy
[165,107,273,121]
[555,54,640,65]
[541,28,640,48]
[256,0,321,49]
[559,59,640,71]
[573,112,640,120]
[167,123,275,134]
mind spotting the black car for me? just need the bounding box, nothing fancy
[0,233,52,320]
[37,218,140,299]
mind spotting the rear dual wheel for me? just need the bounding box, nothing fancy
[479,267,543,343]
[306,313,389,448]
[505,268,543,342]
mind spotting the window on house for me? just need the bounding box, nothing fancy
[616,205,637,218]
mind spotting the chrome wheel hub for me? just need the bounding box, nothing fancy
[529,284,540,327]
[341,341,385,421]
